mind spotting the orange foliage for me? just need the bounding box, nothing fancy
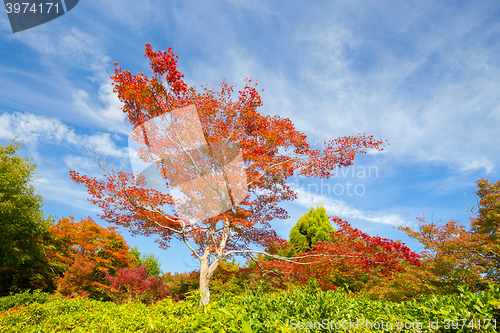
[48,216,134,298]
[394,179,500,297]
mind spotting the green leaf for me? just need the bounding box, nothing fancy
[241,320,253,333]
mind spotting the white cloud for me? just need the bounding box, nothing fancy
[460,158,495,174]
[295,24,361,90]
[70,82,129,135]
[168,2,496,180]
[7,23,129,134]
[63,155,101,174]
[274,3,500,175]
[0,111,127,157]
[14,26,111,75]
[32,174,102,214]
[85,132,126,158]
[0,111,78,144]
[98,80,127,123]
[292,186,406,226]
[0,114,14,139]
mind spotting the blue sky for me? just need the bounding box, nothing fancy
[1,0,499,274]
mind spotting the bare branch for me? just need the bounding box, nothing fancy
[223,249,367,265]
[86,147,184,236]
[181,231,202,261]
[246,252,275,278]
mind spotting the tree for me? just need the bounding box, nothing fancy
[361,253,450,302]
[208,258,251,297]
[162,271,199,302]
[49,216,134,299]
[400,179,500,292]
[129,246,163,277]
[470,178,500,282]
[70,44,386,305]
[0,139,55,295]
[264,217,421,292]
[289,205,335,253]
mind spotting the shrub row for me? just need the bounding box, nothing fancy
[1,284,499,332]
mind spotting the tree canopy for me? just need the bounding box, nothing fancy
[49,216,134,299]
[0,139,54,295]
[70,44,386,305]
[400,178,500,293]
[289,205,334,253]
[129,246,163,277]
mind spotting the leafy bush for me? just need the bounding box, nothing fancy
[162,271,199,301]
[1,283,498,332]
[0,289,55,311]
[105,265,171,304]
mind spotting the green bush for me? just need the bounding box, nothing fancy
[0,289,55,311]
[1,283,498,332]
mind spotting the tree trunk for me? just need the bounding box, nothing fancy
[199,255,216,306]
[198,252,224,306]
[199,269,211,306]
[198,219,231,306]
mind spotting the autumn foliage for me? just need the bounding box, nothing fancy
[69,44,386,305]
[348,178,500,302]
[399,179,500,294]
[104,265,171,304]
[261,216,421,292]
[48,216,134,298]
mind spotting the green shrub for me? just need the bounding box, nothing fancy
[0,289,55,311]
[1,283,498,332]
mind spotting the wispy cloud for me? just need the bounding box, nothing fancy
[12,26,111,75]
[177,1,499,176]
[292,186,406,226]
[0,112,127,157]
[287,2,500,174]
[33,173,102,214]
[63,155,101,174]
[5,23,129,134]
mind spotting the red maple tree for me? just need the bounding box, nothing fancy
[70,44,386,305]
[261,217,421,292]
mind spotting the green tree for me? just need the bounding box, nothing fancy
[0,139,55,295]
[129,246,163,277]
[289,205,335,253]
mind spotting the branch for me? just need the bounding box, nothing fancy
[157,102,225,199]
[245,252,275,278]
[86,147,184,236]
[181,231,202,261]
[245,150,347,187]
[223,249,366,265]
[217,218,232,257]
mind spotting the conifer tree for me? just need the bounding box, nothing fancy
[289,205,335,253]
